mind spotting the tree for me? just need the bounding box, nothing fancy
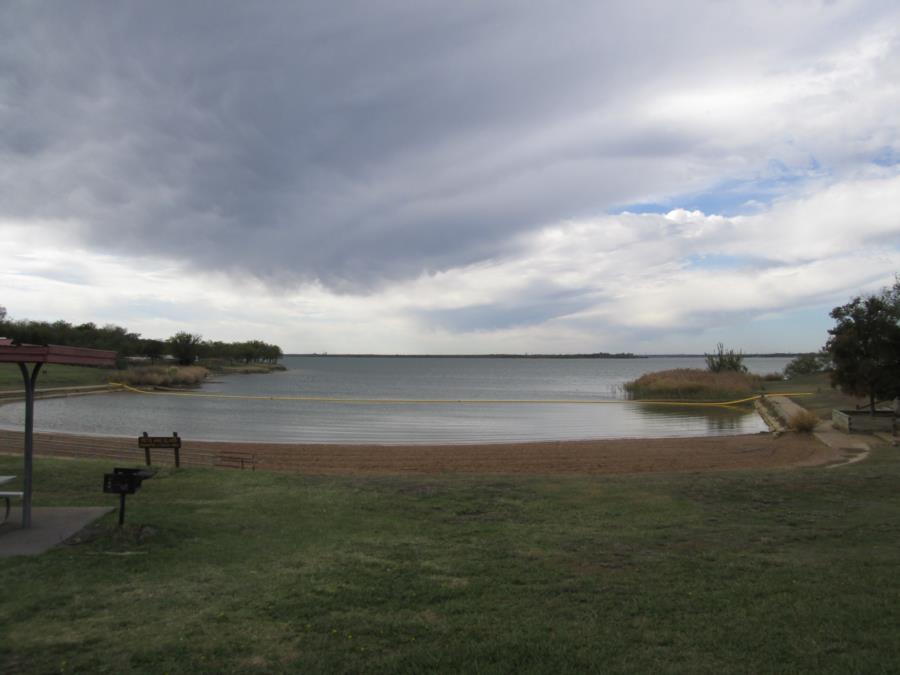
[826,280,900,413]
[705,343,747,373]
[784,352,829,378]
[168,332,203,365]
[141,339,166,362]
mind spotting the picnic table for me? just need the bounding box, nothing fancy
[0,475,22,524]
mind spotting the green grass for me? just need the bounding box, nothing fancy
[0,363,114,390]
[759,372,866,419]
[2,448,900,673]
[0,362,283,391]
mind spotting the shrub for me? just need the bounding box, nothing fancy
[784,353,827,378]
[705,343,747,373]
[761,372,784,381]
[788,409,821,433]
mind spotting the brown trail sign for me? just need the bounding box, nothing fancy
[138,432,181,467]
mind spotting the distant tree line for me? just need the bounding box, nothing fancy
[0,316,282,366]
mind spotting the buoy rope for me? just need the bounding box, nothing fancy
[109,382,812,408]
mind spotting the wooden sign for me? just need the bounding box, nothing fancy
[138,432,181,467]
[138,433,181,449]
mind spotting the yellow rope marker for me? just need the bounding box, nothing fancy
[110,382,813,409]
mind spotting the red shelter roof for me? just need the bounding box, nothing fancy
[0,343,117,367]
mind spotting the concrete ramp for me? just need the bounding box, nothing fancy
[0,507,113,558]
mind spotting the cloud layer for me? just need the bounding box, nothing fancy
[1,1,899,351]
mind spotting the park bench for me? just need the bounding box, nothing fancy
[215,452,257,471]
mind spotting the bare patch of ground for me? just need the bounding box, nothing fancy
[0,428,840,476]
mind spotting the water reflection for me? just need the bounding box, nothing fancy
[631,402,761,436]
[0,395,767,443]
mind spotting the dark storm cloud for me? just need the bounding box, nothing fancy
[418,284,598,332]
[0,1,889,291]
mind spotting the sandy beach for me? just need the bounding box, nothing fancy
[0,428,839,476]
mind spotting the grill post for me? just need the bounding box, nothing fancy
[118,492,126,527]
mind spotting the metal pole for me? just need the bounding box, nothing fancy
[143,432,151,466]
[18,362,42,529]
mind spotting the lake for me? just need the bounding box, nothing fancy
[0,356,791,443]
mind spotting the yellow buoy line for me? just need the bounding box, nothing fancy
[109,382,812,409]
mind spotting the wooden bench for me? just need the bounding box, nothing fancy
[215,452,257,471]
[1,491,23,524]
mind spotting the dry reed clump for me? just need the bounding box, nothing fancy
[788,409,821,433]
[114,365,209,387]
[623,368,758,401]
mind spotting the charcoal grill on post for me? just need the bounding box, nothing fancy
[103,468,156,526]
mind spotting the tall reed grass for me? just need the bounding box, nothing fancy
[114,365,209,387]
[623,368,758,401]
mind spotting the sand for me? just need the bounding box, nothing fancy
[0,428,840,476]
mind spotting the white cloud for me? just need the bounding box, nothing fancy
[2,2,900,353]
[4,171,897,353]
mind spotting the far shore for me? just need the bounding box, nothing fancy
[285,352,803,359]
[0,428,839,476]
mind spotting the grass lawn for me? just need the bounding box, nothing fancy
[1,445,899,673]
[0,364,114,391]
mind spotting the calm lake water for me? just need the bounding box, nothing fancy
[0,356,791,444]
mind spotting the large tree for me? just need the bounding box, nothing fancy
[826,280,900,413]
[168,331,203,366]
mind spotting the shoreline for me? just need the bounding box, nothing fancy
[0,428,840,476]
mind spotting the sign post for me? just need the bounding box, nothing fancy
[137,432,182,467]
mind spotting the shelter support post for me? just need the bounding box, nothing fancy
[17,361,42,529]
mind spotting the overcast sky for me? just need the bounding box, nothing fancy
[2,1,899,354]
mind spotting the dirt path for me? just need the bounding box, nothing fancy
[0,428,840,476]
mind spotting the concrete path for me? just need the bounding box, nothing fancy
[0,506,113,558]
[764,395,894,468]
[814,428,873,468]
[765,395,809,425]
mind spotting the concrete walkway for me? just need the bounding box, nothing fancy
[814,428,874,468]
[765,395,810,426]
[0,506,113,558]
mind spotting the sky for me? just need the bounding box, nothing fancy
[1,0,899,354]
